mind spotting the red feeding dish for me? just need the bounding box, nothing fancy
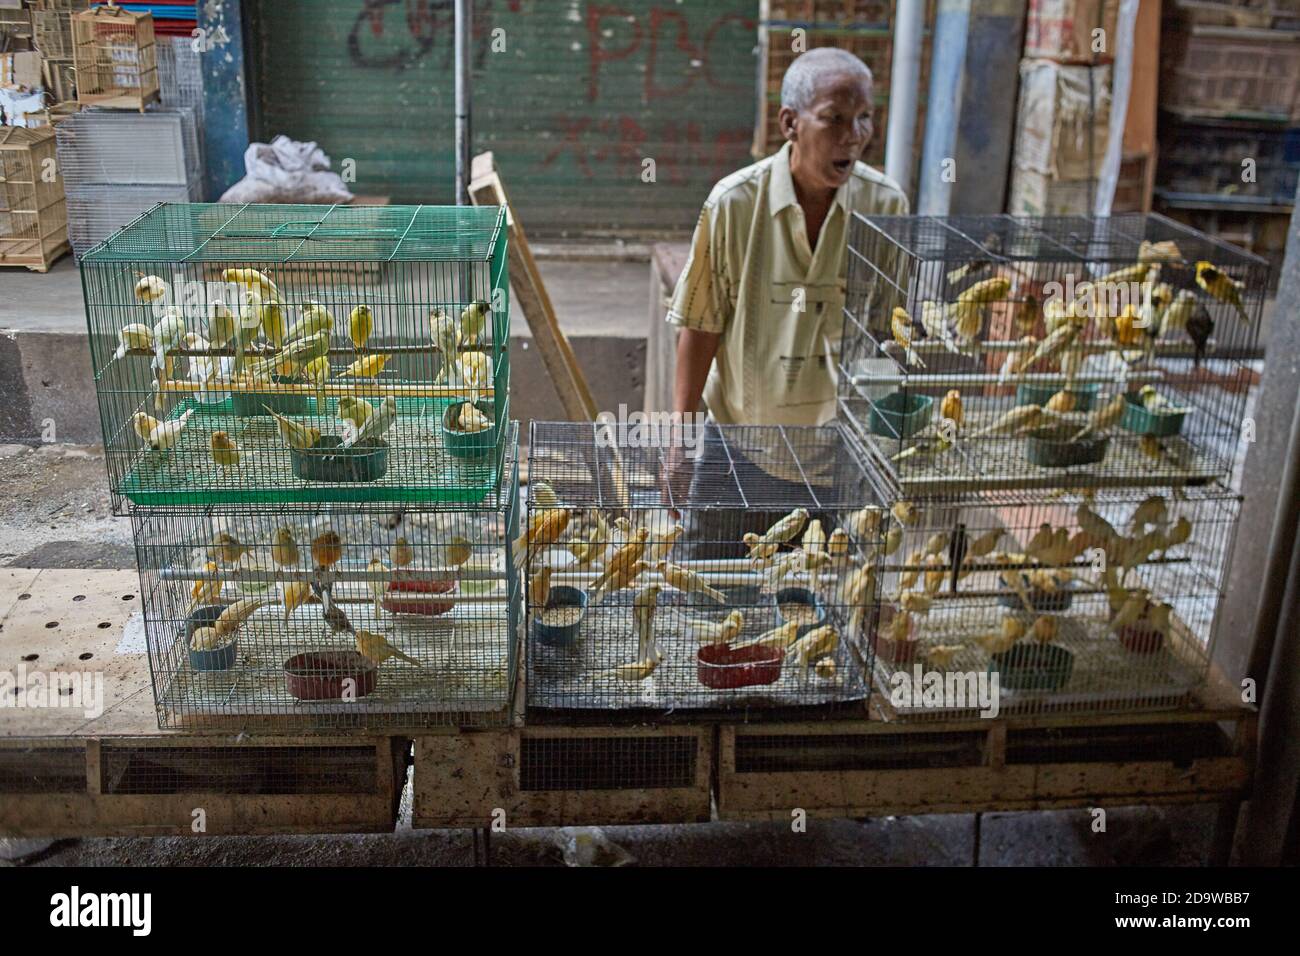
[382,573,456,616]
[697,643,783,689]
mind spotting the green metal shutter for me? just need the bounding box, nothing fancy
[251,0,759,237]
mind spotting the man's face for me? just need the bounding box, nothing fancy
[784,72,874,192]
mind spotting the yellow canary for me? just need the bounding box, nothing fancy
[891,500,919,526]
[209,430,240,469]
[189,626,232,651]
[939,389,963,429]
[355,629,422,667]
[446,535,473,568]
[208,532,250,565]
[284,303,334,342]
[656,560,726,603]
[1045,389,1076,413]
[390,536,414,568]
[590,528,650,597]
[132,409,194,451]
[529,565,552,619]
[221,268,281,302]
[271,526,299,567]
[883,525,903,556]
[827,527,849,558]
[925,645,963,669]
[188,561,222,612]
[1195,261,1249,324]
[310,530,344,569]
[1113,304,1144,346]
[1071,393,1126,442]
[459,350,491,390]
[303,355,330,409]
[214,598,269,637]
[512,508,571,568]
[258,299,287,347]
[890,306,922,366]
[957,276,1010,304]
[338,353,390,379]
[460,299,490,347]
[348,305,374,350]
[134,274,169,302]
[734,619,800,653]
[1030,615,1058,644]
[264,406,321,450]
[457,401,492,433]
[594,658,660,681]
[688,610,744,645]
[787,624,839,679]
[430,308,460,385]
[281,580,312,622]
[337,396,373,431]
[367,558,389,617]
[113,323,154,361]
[845,505,882,541]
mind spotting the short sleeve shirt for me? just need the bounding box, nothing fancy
[667,141,909,428]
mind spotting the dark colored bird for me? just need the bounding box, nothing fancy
[1185,304,1214,368]
[947,523,969,594]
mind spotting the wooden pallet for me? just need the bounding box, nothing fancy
[717,677,1255,821]
[0,569,404,836]
[412,724,713,828]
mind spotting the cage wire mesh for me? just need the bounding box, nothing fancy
[55,106,203,188]
[79,202,511,511]
[66,183,202,258]
[133,423,520,731]
[523,421,891,715]
[869,484,1239,721]
[840,213,1268,497]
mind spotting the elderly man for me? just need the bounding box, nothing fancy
[662,48,906,538]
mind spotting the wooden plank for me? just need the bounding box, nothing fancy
[0,736,400,837]
[412,724,713,828]
[469,150,597,422]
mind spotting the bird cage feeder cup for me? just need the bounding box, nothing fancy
[283,651,378,701]
[185,603,238,672]
[72,3,160,112]
[1015,381,1100,412]
[868,391,933,439]
[1024,425,1110,468]
[79,202,512,508]
[696,643,785,690]
[997,579,1076,613]
[1120,391,1188,437]
[988,642,1075,692]
[533,586,588,648]
[289,437,391,484]
[381,572,457,617]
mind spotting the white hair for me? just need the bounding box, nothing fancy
[780,47,873,113]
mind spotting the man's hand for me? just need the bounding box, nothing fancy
[659,441,694,520]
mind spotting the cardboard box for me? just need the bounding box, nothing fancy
[1011,58,1111,181]
[1,50,43,90]
[1025,0,1119,62]
[1007,166,1096,216]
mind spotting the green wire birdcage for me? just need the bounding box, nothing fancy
[80,202,511,510]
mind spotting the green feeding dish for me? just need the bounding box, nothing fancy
[1016,381,1100,412]
[1121,391,1188,437]
[442,400,497,459]
[869,391,934,439]
[290,436,390,482]
[1025,425,1109,468]
[988,643,1074,692]
[229,375,315,417]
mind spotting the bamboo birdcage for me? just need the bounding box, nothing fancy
[72,2,159,111]
[0,126,70,273]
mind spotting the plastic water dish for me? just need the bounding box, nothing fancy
[697,643,783,689]
[988,643,1074,691]
[997,580,1075,613]
[1025,425,1109,468]
[442,400,497,459]
[290,436,390,482]
[1015,381,1100,412]
[185,604,237,672]
[533,586,587,647]
[774,586,826,636]
[284,651,377,701]
[868,392,934,439]
[1121,391,1188,437]
[230,375,315,417]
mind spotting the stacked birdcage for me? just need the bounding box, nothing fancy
[838,212,1265,717]
[71,2,159,111]
[522,420,890,715]
[80,201,518,729]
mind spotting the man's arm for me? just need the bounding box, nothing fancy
[672,327,720,417]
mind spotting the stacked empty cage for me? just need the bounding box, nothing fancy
[838,212,1264,717]
[523,421,889,716]
[80,202,517,729]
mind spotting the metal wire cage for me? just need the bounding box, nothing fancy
[79,202,511,511]
[871,485,1240,720]
[132,423,521,731]
[523,420,890,716]
[71,3,160,112]
[840,213,1268,497]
